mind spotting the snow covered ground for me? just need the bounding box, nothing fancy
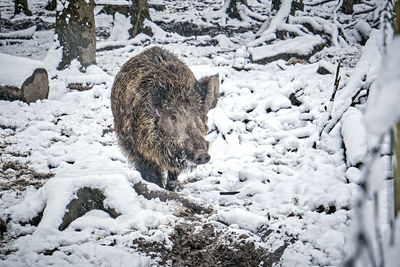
[0,0,398,266]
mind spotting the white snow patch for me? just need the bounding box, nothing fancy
[365,36,400,137]
[341,107,368,166]
[215,208,267,232]
[108,12,130,42]
[266,93,292,111]
[0,52,46,88]
[0,26,36,39]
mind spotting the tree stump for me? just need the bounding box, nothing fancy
[0,53,49,103]
[129,0,152,37]
[56,0,96,69]
[14,0,32,16]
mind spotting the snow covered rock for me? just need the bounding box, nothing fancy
[249,35,325,64]
[0,52,49,103]
[317,60,336,75]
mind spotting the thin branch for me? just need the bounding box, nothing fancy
[305,0,336,7]
[318,62,341,138]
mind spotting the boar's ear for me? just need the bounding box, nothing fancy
[198,74,220,111]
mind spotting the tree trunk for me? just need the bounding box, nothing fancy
[225,0,249,21]
[129,0,151,38]
[14,0,32,16]
[394,0,400,217]
[341,0,360,15]
[395,123,400,217]
[55,0,96,70]
[45,0,57,11]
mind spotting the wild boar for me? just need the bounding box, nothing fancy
[111,46,219,190]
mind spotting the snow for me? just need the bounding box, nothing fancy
[95,0,129,5]
[253,0,293,44]
[365,36,400,138]
[215,208,267,232]
[341,107,368,166]
[107,12,130,42]
[0,0,398,266]
[0,26,36,39]
[0,52,46,88]
[249,35,324,62]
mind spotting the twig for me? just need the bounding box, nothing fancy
[305,0,336,7]
[219,191,240,195]
[324,70,374,135]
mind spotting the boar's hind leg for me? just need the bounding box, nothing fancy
[165,171,178,191]
[134,155,164,188]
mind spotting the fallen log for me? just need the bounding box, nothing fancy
[249,35,325,64]
[0,26,36,40]
[0,52,49,103]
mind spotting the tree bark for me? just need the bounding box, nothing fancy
[341,0,360,15]
[56,0,96,69]
[45,0,56,11]
[14,0,32,16]
[129,0,151,38]
[394,0,400,217]
[225,0,249,21]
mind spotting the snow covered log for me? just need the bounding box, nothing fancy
[0,53,49,103]
[95,0,131,16]
[249,35,325,64]
[0,26,36,40]
[341,107,367,167]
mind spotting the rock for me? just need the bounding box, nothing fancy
[59,187,119,231]
[317,60,336,75]
[0,53,49,103]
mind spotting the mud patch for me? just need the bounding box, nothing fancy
[134,222,287,266]
[0,159,53,191]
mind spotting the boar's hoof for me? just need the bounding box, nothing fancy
[194,151,210,165]
[166,179,177,191]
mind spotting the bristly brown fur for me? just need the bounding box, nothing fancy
[111,46,219,188]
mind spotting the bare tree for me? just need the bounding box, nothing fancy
[129,0,151,38]
[224,0,250,20]
[55,0,96,69]
[341,0,360,15]
[14,0,32,16]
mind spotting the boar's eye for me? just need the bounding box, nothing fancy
[170,114,177,121]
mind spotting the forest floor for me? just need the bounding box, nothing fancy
[0,0,389,266]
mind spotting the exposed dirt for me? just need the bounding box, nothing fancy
[0,158,54,191]
[133,222,288,267]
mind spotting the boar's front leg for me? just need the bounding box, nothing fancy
[134,154,164,188]
[165,171,178,191]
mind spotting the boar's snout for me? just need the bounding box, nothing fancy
[194,150,210,165]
